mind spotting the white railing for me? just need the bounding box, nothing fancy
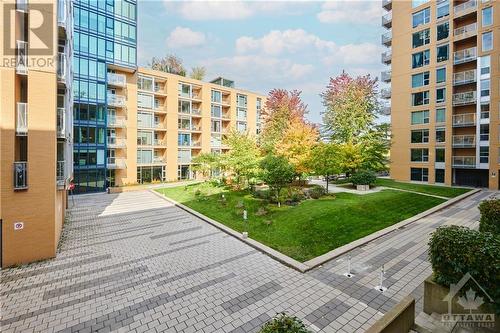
[107,115,126,127]
[16,40,28,74]
[107,157,126,169]
[452,135,476,147]
[153,157,166,164]
[16,0,28,12]
[107,73,126,87]
[154,139,165,146]
[381,70,391,82]
[107,137,126,147]
[192,108,202,115]
[453,47,477,64]
[382,0,392,9]
[453,69,476,85]
[14,161,28,189]
[57,0,66,26]
[57,107,65,138]
[381,31,392,45]
[454,23,477,40]
[381,51,392,63]
[57,160,65,184]
[452,91,476,106]
[453,156,476,168]
[454,0,477,16]
[452,113,475,127]
[382,12,392,26]
[381,88,391,99]
[16,102,28,135]
[57,52,66,82]
[107,94,126,107]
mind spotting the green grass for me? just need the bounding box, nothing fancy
[157,183,446,262]
[375,178,471,198]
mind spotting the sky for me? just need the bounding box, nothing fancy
[137,0,387,124]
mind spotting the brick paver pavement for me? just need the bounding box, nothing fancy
[1,189,496,333]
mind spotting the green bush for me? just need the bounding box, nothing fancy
[350,170,376,186]
[259,313,312,333]
[253,189,271,201]
[309,185,326,199]
[479,199,500,235]
[429,226,500,312]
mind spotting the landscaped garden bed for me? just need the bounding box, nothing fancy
[157,182,446,262]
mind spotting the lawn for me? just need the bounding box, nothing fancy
[375,178,471,198]
[157,183,446,262]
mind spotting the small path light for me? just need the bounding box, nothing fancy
[242,209,248,239]
[343,255,354,278]
[375,265,387,292]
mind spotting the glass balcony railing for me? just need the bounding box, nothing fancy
[107,115,126,127]
[153,157,166,164]
[107,94,126,107]
[452,113,475,127]
[57,52,66,82]
[14,161,28,189]
[107,73,126,87]
[107,137,126,148]
[454,23,477,40]
[382,12,392,28]
[16,0,28,12]
[381,31,392,46]
[454,0,477,17]
[16,40,28,74]
[452,135,476,147]
[57,0,66,26]
[16,102,28,135]
[453,156,476,168]
[452,91,476,106]
[381,51,392,64]
[381,70,391,82]
[453,47,477,65]
[380,88,391,99]
[453,69,476,86]
[382,0,392,10]
[57,160,65,185]
[57,107,65,138]
[107,157,126,169]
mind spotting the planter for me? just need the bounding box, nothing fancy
[356,184,370,191]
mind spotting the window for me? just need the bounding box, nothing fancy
[436,128,446,143]
[435,169,445,183]
[237,108,247,121]
[481,79,490,97]
[437,22,449,41]
[178,83,191,98]
[436,108,446,123]
[412,0,430,7]
[436,44,449,62]
[178,100,191,114]
[435,148,445,163]
[482,32,493,52]
[412,8,430,28]
[480,124,489,141]
[211,105,222,118]
[411,148,429,162]
[480,56,490,75]
[211,90,222,103]
[481,103,490,119]
[412,50,430,68]
[436,68,446,84]
[137,93,153,109]
[412,91,429,106]
[178,133,191,146]
[436,88,446,103]
[237,121,247,132]
[211,120,221,133]
[411,168,429,182]
[411,129,429,143]
[138,76,153,91]
[482,7,493,27]
[480,147,489,163]
[412,71,430,88]
[436,0,449,19]
[412,29,430,48]
[411,110,429,124]
[237,94,247,108]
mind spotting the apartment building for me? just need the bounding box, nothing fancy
[0,0,73,266]
[385,0,500,190]
[106,68,265,186]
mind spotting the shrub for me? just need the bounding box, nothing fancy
[309,185,326,199]
[259,313,312,333]
[428,226,500,311]
[253,189,271,201]
[194,189,202,196]
[255,206,269,216]
[479,199,500,235]
[288,187,306,203]
[350,170,376,186]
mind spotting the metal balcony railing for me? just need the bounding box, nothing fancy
[16,0,28,12]
[153,157,166,164]
[453,47,477,65]
[381,51,392,64]
[107,72,126,87]
[107,115,126,127]
[16,40,28,74]
[191,108,202,115]
[454,23,477,40]
[57,107,65,138]
[57,0,66,26]
[382,12,392,28]
[107,94,126,107]
[381,88,391,99]
[57,160,65,185]
[222,113,231,120]
[107,137,126,148]
[381,70,391,83]
[381,31,392,46]
[452,135,476,147]
[14,161,28,189]
[453,69,476,86]
[16,102,28,135]
[452,113,475,127]
[382,0,392,10]
[454,0,477,17]
[107,157,126,169]
[452,91,476,106]
[57,52,66,82]
[452,156,476,168]
[154,139,165,146]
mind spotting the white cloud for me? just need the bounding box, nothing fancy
[317,1,382,25]
[324,42,383,65]
[166,27,206,49]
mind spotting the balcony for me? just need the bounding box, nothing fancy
[453,156,476,168]
[382,0,392,10]
[380,88,391,99]
[382,12,392,29]
[381,51,392,64]
[381,105,391,115]
[57,52,66,82]
[452,113,475,127]
[153,139,166,146]
[107,94,126,108]
[57,160,65,187]
[107,73,126,87]
[381,70,391,83]
[222,113,231,120]
[191,141,201,148]
[16,102,28,135]
[16,40,28,75]
[454,23,477,41]
[152,157,166,164]
[14,161,28,190]
[453,69,476,86]
[107,137,126,148]
[454,0,477,18]
[154,122,166,130]
[57,0,66,27]
[452,135,476,148]
[57,107,65,138]
[452,91,476,106]
[107,115,126,128]
[16,0,28,12]
[107,157,126,169]
[191,108,202,116]
[453,47,477,65]
[381,31,392,47]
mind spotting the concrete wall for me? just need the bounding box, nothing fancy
[365,296,415,333]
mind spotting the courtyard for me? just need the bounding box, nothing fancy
[1,188,494,333]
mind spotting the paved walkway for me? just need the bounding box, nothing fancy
[1,189,496,333]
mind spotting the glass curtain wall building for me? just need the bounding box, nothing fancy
[72,0,137,193]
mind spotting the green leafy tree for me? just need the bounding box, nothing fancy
[150,54,186,76]
[308,142,341,192]
[222,130,261,188]
[191,153,222,178]
[190,66,206,80]
[260,155,295,206]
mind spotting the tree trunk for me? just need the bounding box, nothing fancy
[326,174,329,192]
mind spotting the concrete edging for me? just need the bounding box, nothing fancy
[151,188,480,273]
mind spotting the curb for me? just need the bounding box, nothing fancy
[151,188,480,273]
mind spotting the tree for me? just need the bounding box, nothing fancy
[308,142,341,192]
[222,130,261,188]
[338,142,364,176]
[260,155,295,206]
[359,123,391,172]
[191,153,222,178]
[150,54,186,76]
[190,66,206,81]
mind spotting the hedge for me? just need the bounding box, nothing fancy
[478,199,500,235]
[350,170,376,186]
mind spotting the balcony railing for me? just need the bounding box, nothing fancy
[454,23,477,41]
[453,69,476,86]
[107,73,126,87]
[191,108,202,115]
[57,107,65,138]
[191,141,201,147]
[57,0,66,26]
[382,12,392,28]
[107,137,126,148]
[154,139,165,146]
[382,0,392,10]
[107,94,126,107]
[152,157,166,164]
[14,161,28,189]
[453,47,477,65]
[222,113,231,120]
[178,141,193,147]
[382,105,391,115]
[452,91,476,106]
[57,52,66,82]
[107,157,126,169]
[16,40,28,74]
[381,51,392,64]
[452,113,475,127]
[107,115,126,127]
[452,156,476,168]
[381,31,392,46]
[454,0,477,17]
[16,102,28,135]
[452,135,476,147]
[57,160,65,185]
[380,88,391,99]
[16,0,28,12]
[381,70,391,83]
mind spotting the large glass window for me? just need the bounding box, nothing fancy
[412,71,430,88]
[436,108,446,123]
[412,29,430,48]
[412,50,430,68]
[411,168,429,182]
[436,68,446,84]
[211,120,221,132]
[480,55,491,75]
[137,112,153,128]
[435,169,445,183]
[482,6,493,27]
[237,94,247,108]
[178,83,192,98]
[178,100,191,114]
[178,133,191,146]
[436,128,446,143]
[436,88,446,103]
[412,8,430,28]
[211,90,222,103]
[138,76,153,91]
[137,131,153,145]
[411,129,429,143]
[482,32,493,52]
[237,108,247,121]
[480,147,489,163]
[436,0,449,19]
[137,93,153,109]
[481,79,490,97]
[436,44,449,62]
[435,148,445,163]
[437,22,449,41]
[411,110,429,124]
[211,105,222,118]
[411,148,429,162]
[412,91,429,106]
